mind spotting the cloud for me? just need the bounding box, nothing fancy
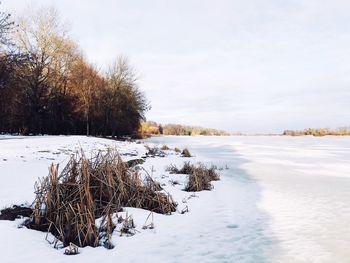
[3,0,350,132]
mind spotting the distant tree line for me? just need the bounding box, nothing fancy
[283,127,350,136]
[0,6,148,136]
[140,121,230,136]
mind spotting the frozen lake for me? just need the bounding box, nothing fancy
[148,136,350,262]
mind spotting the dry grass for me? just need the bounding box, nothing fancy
[145,145,166,157]
[174,147,181,153]
[160,145,170,151]
[185,163,219,192]
[166,162,220,192]
[181,148,192,157]
[166,161,194,175]
[25,150,176,248]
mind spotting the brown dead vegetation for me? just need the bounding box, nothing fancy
[166,161,194,175]
[23,150,176,248]
[174,147,181,153]
[166,162,220,192]
[144,145,166,157]
[181,148,192,157]
[160,145,170,151]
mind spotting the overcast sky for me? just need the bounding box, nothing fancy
[2,0,350,133]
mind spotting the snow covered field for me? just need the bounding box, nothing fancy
[0,135,350,262]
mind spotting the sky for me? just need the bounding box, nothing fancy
[2,0,350,133]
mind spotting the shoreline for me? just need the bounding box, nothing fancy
[0,135,224,259]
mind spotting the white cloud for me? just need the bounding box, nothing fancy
[2,0,350,132]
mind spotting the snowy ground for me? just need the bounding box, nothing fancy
[1,135,350,262]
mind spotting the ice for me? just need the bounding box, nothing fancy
[148,136,350,262]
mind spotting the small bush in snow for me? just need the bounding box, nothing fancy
[181,148,192,157]
[160,145,170,151]
[145,145,166,157]
[166,162,220,192]
[174,147,181,153]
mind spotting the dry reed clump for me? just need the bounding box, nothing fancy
[166,161,194,175]
[160,145,170,151]
[25,150,176,249]
[185,163,219,192]
[145,145,166,157]
[174,147,181,153]
[166,162,220,192]
[181,148,192,157]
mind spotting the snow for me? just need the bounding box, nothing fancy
[1,135,350,262]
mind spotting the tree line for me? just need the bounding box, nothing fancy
[140,121,230,136]
[283,127,350,136]
[0,6,148,137]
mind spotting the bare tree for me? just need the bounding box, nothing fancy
[14,7,80,133]
[0,2,15,49]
